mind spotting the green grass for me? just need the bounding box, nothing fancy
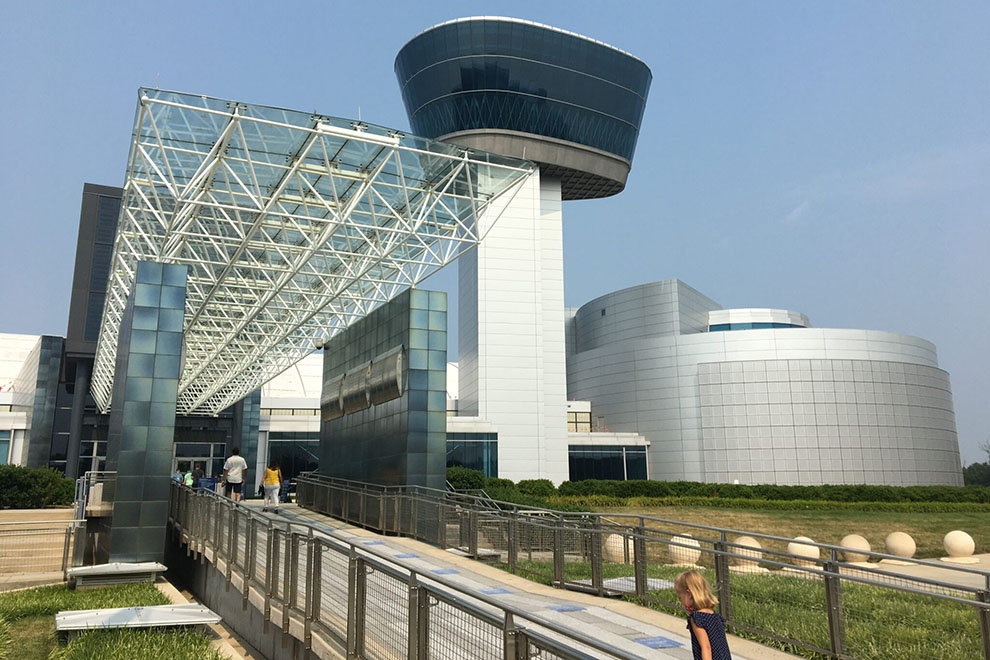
[50,628,227,660]
[0,583,170,621]
[0,584,224,660]
[504,561,983,660]
[0,616,9,660]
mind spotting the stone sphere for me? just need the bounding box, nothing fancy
[603,533,635,563]
[840,534,871,563]
[669,535,701,565]
[885,532,916,559]
[732,536,763,566]
[787,536,820,566]
[944,530,976,558]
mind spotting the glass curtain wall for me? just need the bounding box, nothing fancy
[446,433,498,477]
[568,445,647,481]
[267,431,320,485]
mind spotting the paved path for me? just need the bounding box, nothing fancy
[846,554,990,592]
[243,502,798,660]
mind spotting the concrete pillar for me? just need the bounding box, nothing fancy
[458,169,569,483]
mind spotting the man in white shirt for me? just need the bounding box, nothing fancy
[222,447,249,503]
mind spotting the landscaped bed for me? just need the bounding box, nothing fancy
[0,583,226,660]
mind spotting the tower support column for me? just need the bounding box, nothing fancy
[459,169,568,483]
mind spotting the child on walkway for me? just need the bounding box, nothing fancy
[675,570,732,660]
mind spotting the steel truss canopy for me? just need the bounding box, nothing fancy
[92,89,533,416]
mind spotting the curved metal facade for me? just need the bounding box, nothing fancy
[395,18,652,199]
[566,281,964,486]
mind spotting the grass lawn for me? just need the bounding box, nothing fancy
[503,560,983,660]
[595,505,990,558]
[0,584,226,660]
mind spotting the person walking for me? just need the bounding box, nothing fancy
[192,463,205,489]
[675,570,732,660]
[262,460,283,514]
[222,447,248,503]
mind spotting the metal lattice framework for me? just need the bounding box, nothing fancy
[91,89,533,416]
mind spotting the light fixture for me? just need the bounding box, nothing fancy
[317,123,399,147]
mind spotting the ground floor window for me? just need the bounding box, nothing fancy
[267,432,320,485]
[0,430,9,464]
[568,445,648,481]
[446,433,498,477]
[173,442,227,477]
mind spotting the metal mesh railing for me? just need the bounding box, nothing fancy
[169,482,636,660]
[0,520,79,578]
[295,473,990,660]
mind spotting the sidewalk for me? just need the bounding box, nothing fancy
[247,501,799,660]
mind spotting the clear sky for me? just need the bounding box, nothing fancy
[1,1,988,462]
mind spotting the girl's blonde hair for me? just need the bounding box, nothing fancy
[674,570,719,610]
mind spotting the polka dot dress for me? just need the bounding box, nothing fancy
[687,611,732,660]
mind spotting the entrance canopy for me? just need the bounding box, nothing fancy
[92,89,533,416]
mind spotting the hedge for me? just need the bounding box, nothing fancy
[556,479,990,503]
[446,466,486,491]
[548,495,990,513]
[0,465,74,509]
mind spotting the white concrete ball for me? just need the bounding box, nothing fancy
[603,533,635,563]
[840,534,871,563]
[787,536,820,561]
[943,530,976,558]
[733,536,762,565]
[669,535,701,565]
[885,532,916,559]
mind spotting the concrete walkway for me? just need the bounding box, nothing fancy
[245,501,798,660]
[847,554,990,592]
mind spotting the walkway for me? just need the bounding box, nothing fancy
[244,501,798,660]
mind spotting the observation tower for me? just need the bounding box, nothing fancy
[396,18,652,481]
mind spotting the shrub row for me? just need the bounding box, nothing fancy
[0,465,74,509]
[447,468,990,508]
[555,479,990,503]
[548,495,990,513]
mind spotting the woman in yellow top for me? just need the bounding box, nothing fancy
[262,460,283,513]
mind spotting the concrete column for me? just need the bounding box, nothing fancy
[105,260,187,563]
[458,170,568,483]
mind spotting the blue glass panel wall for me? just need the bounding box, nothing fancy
[395,18,652,162]
[233,389,261,495]
[105,261,187,562]
[319,289,446,490]
[12,335,64,467]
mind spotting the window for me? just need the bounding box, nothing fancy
[173,442,227,477]
[567,411,592,432]
[446,433,498,477]
[0,430,9,465]
[710,322,803,332]
[568,445,648,481]
[267,432,320,485]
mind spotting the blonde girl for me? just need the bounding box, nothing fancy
[674,570,732,660]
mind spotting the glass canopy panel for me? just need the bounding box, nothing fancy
[91,88,533,416]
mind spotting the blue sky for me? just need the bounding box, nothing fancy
[1,1,988,462]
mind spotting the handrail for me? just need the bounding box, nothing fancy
[169,482,638,660]
[300,472,990,578]
[294,473,990,660]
